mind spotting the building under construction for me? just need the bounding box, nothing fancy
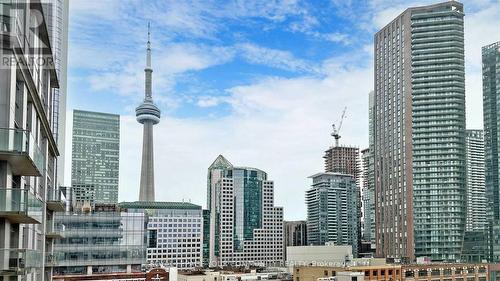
[324,107,360,184]
[323,145,360,184]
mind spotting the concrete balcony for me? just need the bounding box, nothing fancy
[0,248,43,275]
[0,188,43,224]
[0,128,45,176]
[46,219,65,239]
[46,187,66,212]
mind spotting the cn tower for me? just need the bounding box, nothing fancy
[136,23,160,201]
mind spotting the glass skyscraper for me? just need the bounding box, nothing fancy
[306,173,360,257]
[373,1,466,261]
[206,155,283,266]
[483,41,500,222]
[71,110,120,204]
[482,41,500,262]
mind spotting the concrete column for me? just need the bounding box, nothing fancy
[138,121,155,201]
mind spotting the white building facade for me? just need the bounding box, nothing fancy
[119,201,204,269]
[465,130,486,231]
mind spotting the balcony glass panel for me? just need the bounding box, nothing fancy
[0,128,45,176]
[0,188,43,223]
[0,248,43,274]
[46,187,66,212]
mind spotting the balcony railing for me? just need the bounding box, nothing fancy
[46,219,65,239]
[0,248,43,275]
[0,188,43,224]
[45,254,57,267]
[46,187,66,212]
[0,128,45,176]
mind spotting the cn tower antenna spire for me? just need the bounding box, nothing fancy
[146,22,151,68]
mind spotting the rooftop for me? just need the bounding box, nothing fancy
[118,201,202,210]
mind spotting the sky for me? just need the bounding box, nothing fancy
[65,0,500,220]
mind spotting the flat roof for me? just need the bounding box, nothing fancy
[118,201,202,210]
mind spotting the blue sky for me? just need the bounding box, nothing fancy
[66,0,500,220]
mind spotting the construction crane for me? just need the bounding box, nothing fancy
[331,107,347,147]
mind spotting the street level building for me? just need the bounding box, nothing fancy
[373,1,466,261]
[293,263,488,281]
[286,244,352,269]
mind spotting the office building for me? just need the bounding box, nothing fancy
[71,110,120,204]
[483,41,500,222]
[70,183,96,210]
[465,130,486,231]
[373,1,466,261]
[52,205,146,277]
[284,221,307,259]
[207,155,284,266]
[118,201,204,269]
[136,24,161,202]
[0,1,66,280]
[306,173,361,257]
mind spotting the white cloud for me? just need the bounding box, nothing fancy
[83,43,235,110]
[237,43,319,73]
[196,96,225,108]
